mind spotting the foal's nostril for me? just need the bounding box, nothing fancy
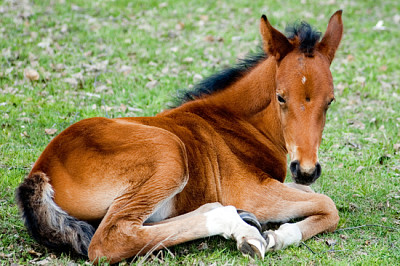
[290,160,300,177]
[315,162,322,179]
[291,161,321,185]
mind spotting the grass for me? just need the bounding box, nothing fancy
[1,0,399,264]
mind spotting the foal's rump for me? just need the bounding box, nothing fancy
[16,117,188,254]
[32,118,184,218]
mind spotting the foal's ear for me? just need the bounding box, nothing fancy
[260,15,293,61]
[317,10,343,64]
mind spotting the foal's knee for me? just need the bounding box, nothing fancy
[319,194,339,232]
[327,206,340,232]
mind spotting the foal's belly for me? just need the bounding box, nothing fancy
[144,197,175,223]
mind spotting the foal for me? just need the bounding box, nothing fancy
[16,10,343,263]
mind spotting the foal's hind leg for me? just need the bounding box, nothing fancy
[89,198,267,263]
[145,202,223,225]
[88,163,266,264]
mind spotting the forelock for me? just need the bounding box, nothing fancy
[285,21,322,56]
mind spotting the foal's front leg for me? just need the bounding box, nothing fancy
[234,179,339,251]
[285,182,315,193]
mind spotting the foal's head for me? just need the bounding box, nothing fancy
[260,11,343,185]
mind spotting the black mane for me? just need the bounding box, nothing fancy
[175,21,321,106]
[175,49,267,106]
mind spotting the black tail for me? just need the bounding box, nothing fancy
[15,172,95,256]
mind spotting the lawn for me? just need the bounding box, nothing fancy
[1,0,399,264]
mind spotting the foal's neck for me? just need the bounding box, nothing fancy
[205,57,286,151]
[206,57,277,115]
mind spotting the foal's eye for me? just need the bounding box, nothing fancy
[328,98,335,106]
[277,94,286,104]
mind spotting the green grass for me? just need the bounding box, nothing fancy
[1,0,399,264]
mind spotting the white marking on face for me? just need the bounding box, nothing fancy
[302,76,306,84]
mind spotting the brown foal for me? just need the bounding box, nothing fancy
[16,10,343,263]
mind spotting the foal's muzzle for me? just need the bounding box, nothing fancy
[290,160,321,185]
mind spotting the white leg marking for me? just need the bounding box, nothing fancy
[204,206,266,258]
[204,206,243,238]
[269,223,302,250]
